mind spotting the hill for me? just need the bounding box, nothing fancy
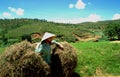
[0,18,120,45]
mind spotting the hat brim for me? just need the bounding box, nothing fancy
[41,32,56,42]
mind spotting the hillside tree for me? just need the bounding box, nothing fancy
[104,22,120,40]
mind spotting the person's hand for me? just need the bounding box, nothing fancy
[58,44,64,50]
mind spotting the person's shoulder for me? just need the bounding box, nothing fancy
[52,40,58,44]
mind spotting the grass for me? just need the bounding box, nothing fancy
[71,41,120,77]
[0,47,5,54]
[0,41,120,77]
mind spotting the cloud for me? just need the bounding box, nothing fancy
[69,0,86,10]
[69,4,74,8]
[0,7,24,19]
[0,12,14,19]
[2,12,12,17]
[16,8,24,16]
[87,14,101,22]
[8,7,24,16]
[75,0,86,9]
[112,13,120,20]
[8,7,16,12]
[49,14,102,24]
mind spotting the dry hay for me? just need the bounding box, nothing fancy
[0,41,77,77]
[51,41,78,77]
[0,41,50,77]
[92,67,118,77]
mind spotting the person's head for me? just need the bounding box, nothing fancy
[41,32,56,44]
[45,37,55,44]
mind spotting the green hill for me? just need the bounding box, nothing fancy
[0,19,120,77]
[0,18,120,45]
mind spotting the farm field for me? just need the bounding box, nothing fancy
[72,41,120,77]
[0,41,120,77]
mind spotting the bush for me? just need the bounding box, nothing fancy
[104,22,120,40]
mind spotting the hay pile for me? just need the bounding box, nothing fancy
[0,41,50,77]
[0,41,77,77]
[51,41,77,77]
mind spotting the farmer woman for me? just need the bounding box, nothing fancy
[35,32,63,64]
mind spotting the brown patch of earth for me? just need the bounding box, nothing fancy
[80,36,101,42]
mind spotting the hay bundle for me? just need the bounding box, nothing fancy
[0,41,50,77]
[51,41,77,77]
[0,41,77,77]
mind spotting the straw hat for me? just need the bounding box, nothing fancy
[41,32,56,42]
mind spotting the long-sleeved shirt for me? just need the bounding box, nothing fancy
[35,40,58,64]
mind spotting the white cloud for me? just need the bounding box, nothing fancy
[8,7,16,12]
[69,0,86,10]
[8,7,24,16]
[16,8,24,16]
[75,0,86,9]
[2,12,12,17]
[87,14,101,22]
[112,13,120,20]
[1,12,14,19]
[48,14,102,24]
[69,4,74,8]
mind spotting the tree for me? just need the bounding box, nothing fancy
[0,28,8,45]
[21,34,32,43]
[104,22,120,40]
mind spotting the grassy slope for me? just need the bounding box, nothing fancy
[71,42,120,77]
[1,19,108,43]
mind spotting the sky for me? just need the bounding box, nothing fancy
[0,0,120,24]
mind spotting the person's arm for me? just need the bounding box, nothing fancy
[52,40,64,50]
[35,44,43,53]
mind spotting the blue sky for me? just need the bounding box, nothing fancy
[0,0,120,24]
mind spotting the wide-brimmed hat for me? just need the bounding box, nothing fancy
[41,32,56,42]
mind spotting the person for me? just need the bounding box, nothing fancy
[35,32,63,64]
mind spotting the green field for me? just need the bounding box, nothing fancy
[0,41,120,77]
[72,41,120,77]
[0,47,5,54]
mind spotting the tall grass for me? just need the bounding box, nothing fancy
[72,41,120,77]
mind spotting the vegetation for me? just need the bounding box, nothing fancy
[0,18,120,45]
[104,22,120,40]
[0,47,5,54]
[1,18,120,45]
[0,18,120,76]
[72,42,120,77]
[1,41,120,76]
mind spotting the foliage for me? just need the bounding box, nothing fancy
[104,21,120,40]
[21,34,32,43]
[0,18,120,45]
